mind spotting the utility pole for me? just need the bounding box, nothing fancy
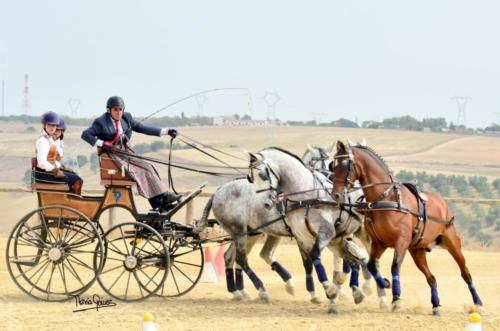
[262,90,281,143]
[195,94,208,116]
[451,96,471,128]
[22,74,30,115]
[67,98,81,117]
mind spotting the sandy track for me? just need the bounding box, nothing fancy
[1,237,499,331]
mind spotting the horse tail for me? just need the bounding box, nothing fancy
[193,194,214,233]
[201,194,214,225]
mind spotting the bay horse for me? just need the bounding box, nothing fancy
[330,140,484,316]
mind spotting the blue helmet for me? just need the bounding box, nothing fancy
[41,111,60,125]
[57,118,66,130]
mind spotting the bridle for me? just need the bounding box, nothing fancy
[247,154,281,195]
[308,147,330,171]
[332,144,358,195]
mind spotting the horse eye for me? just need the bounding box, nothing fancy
[341,159,350,170]
[258,169,269,181]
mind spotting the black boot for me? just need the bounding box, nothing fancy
[148,194,164,211]
[160,192,182,212]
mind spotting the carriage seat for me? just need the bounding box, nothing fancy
[99,153,136,187]
[30,157,70,192]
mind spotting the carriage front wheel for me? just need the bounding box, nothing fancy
[6,205,104,302]
[95,221,169,302]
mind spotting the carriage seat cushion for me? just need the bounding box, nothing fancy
[99,153,136,186]
[30,157,71,191]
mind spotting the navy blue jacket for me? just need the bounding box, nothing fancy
[81,112,162,146]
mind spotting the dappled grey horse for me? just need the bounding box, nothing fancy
[194,145,371,305]
[244,147,370,314]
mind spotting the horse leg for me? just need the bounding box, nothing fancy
[310,222,337,300]
[367,242,390,310]
[234,234,269,302]
[298,245,321,304]
[348,262,366,304]
[260,234,295,296]
[360,258,374,296]
[390,239,409,311]
[409,248,442,316]
[442,226,484,314]
[223,242,244,301]
[333,255,349,285]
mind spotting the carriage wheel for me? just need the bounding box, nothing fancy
[96,222,169,302]
[156,236,204,297]
[6,205,104,302]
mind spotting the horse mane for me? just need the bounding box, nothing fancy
[354,145,392,174]
[263,147,305,166]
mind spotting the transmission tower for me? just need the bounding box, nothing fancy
[195,94,208,116]
[262,90,281,143]
[310,112,327,125]
[451,96,471,127]
[67,98,81,117]
[22,74,30,115]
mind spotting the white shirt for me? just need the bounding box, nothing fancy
[36,131,61,171]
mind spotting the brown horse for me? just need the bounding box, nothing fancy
[330,140,483,316]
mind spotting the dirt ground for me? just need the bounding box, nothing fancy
[1,237,499,331]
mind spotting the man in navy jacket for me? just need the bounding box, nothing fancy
[81,96,180,211]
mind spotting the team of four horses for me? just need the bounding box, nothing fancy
[6,136,484,316]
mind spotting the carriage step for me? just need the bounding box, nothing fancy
[10,258,37,267]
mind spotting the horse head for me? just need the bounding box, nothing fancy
[247,152,280,210]
[330,140,359,202]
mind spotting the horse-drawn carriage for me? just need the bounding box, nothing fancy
[6,153,206,302]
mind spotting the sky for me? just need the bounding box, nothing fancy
[1,0,499,128]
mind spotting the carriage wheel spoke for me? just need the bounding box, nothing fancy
[172,260,202,268]
[45,263,57,299]
[137,266,161,289]
[124,272,131,300]
[57,263,68,296]
[107,240,129,257]
[40,214,57,245]
[22,222,50,247]
[67,255,93,271]
[100,264,124,275]
[119,227,130,255]
[17,234,47,250]
[172,263,196,284]
[108,269,127,292]
[170,265,181,294]
[18,257,49,282]
[64,259,86,287]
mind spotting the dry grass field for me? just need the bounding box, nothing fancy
[1,122,499,330]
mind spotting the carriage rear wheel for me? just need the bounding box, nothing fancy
[6,205,104,302]
[96,221,169,302]
[155,235,204,297]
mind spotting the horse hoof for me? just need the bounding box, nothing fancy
[285,279,295,296]
[362,280,373,296]
[310,297,322,305]
[475,305,487,316]
[392,299,402,312]
[432,306,441,316]
[240,290,252,301]
[231,291,243,301]
[334,272,348,285]
[379,297,390,311]
[328,306,338,315]
[323,282,338,299]
[352,287,365,305]
[259,289,270,303]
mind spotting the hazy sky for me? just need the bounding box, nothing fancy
[1,0,499,128]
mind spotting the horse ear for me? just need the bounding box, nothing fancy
[307,143,315,154]
[347,137,354,147]
[361,138,367,147]
[336,141,346,153]
[325,142,334,153]
[247,151,261,165]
